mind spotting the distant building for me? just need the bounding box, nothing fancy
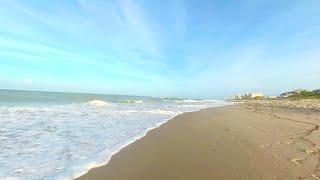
[314,89,320,93]
[280,89,306,97]
[233,94,242,100]
[249,92,264,99]
[233,92,264,100]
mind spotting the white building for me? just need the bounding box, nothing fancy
[280,89,306,98]
[249,92,264,99]
[233,92,264,100]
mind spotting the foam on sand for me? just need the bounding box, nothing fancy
[0,97,233,179]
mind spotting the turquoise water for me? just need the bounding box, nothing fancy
[0,89,232,179]
[0,89,182,105]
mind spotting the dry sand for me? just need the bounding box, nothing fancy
[77,102,320,180]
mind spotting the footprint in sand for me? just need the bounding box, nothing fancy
[286,141,294,145]
[305,148,318,155]
[259,144,271,148]
[291,158,304,165]
[211,141,217,152]
[312,173,320,180]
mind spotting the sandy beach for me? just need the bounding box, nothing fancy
[77,101,320,180]
[1,0,320,179]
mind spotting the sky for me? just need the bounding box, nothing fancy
[0,0,319,98]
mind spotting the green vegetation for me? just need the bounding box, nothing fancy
[289,90,320,99]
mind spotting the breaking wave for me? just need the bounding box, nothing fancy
[175,99,221,103]
[120,100,143,104]
[87,100,110,107]
[0,94,233,180]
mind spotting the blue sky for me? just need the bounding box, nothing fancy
[0,0,319,98]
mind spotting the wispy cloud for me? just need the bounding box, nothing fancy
[0,0,319,97]
[117,0,162,57]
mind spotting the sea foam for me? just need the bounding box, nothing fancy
[88,100,110,107]
[0,96,232,180]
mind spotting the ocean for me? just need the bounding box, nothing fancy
[0,89,232,179]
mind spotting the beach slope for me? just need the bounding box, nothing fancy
[78,102,320,179]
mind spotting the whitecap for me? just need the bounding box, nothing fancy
[175,99,199,103]
[87,100,110,107]
[0,98,234,180]
[121,100,143,104]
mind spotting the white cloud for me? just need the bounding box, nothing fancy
[118,0,161,57]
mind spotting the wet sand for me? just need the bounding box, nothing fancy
[77,102,320,180]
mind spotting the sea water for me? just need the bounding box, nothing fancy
[0,89,232,179]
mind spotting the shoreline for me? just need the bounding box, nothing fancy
[71,116,173,179]
[72,103,233,179]
[77,101,320,179]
